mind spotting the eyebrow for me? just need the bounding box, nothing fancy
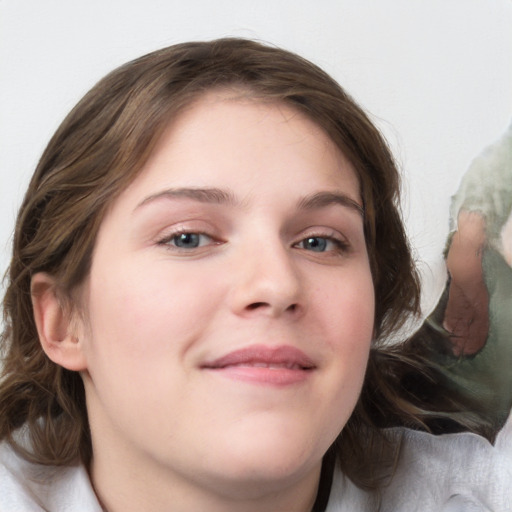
[135,187,239,210]
[135,187,364,217]
[296,191,364,217]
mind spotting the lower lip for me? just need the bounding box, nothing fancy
[205,366,313,386]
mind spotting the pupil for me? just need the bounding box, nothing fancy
[306,237,326,252]
[176,233,199,248]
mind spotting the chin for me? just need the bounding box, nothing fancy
[209,425,326,486]
[201,451,322,502]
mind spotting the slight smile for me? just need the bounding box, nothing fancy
[201,344,316,386]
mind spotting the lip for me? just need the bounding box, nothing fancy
[201,344,316,386]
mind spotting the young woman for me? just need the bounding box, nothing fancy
[0,38,508,511]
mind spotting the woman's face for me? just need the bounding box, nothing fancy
[77,93,375,500]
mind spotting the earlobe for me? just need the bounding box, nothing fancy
[31,272,87,372]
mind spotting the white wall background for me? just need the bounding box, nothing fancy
[1,0,511,314]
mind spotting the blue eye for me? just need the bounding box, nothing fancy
[302,237,329,252]
[173,233,201,248]
[296,235,348,253]
[165,232,213,249]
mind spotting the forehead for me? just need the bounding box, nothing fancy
[117,92,361,210]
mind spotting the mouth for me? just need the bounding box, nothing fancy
[201,344,316,386]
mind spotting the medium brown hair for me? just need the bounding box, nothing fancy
[1,38,431,489]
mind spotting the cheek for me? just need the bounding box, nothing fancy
[307,269,374,449]
[83,257,224,369]
[319,266,374,394]
[317,267,375,347]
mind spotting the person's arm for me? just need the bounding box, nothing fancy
[443,210,489,357]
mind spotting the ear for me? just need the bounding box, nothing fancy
[31,272,88,371]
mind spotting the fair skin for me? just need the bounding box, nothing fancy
[31,94,375,512]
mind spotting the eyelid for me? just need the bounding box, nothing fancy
[292,229,351,253]
[159,231,213,247]
[295,227,349,244]
[155,222,223,252]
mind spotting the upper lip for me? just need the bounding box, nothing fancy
[201,344,316,370]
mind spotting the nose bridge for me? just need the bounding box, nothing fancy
[231,230,302,316]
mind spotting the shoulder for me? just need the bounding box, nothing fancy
[0,439,102,512]
[380,428,512,511]
[327,428,511,511]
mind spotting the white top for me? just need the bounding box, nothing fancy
[1,420,511,512]
[330,421,512,512]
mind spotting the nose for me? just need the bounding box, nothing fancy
[229,237,304,318]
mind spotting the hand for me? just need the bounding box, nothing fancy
[443,210,489,356]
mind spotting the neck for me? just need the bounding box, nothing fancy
[91,453,322,512]
[85,384,327,512]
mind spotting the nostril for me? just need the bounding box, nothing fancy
[246,302,299,312]
[247,302,268,310]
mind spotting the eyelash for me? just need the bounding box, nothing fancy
[157,230,218,250]
[293,234,350,254]
[157,229,350,255]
